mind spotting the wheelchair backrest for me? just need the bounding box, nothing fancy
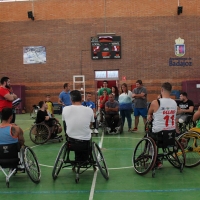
[0,143,20,159]
[149,130,176,148]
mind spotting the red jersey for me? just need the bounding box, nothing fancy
[99,95,109,109]
[0,86,12,111]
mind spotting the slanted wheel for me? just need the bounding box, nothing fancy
[22,146,41,184]
[92,142,109,180]
[165,139,185,169]
[133,137,157,175]
[177,131,200,167]
[29,123,50,144]
[52,142,68,180]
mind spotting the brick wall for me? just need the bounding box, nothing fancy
[0,0,200,111]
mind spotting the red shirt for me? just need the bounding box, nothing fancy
[0,86,12,111]
[99,95,109,109]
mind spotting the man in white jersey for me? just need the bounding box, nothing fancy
[62,90,94,161]
[147,82,177,168]
[148,82,177,133]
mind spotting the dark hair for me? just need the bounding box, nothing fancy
[103,80,108,84]
[2,108,13,121]
[38,101,45,108]
[121,83,128,94]
[70,90,82,102]
[63,83,69,89]
[1,77,9,85]
[161,82,172,92]
[112,86,119,97]
[180,92,187,97]
[136,80,142,85]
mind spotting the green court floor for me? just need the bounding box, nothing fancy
[0,113,200,200]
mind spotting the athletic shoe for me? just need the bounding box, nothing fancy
[94,129,99,134]
[132,127,138,132]
[156,161,163,169]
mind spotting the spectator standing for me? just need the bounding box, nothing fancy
[118,83,133,132]
[98,80,112,96]
[45,94,54,117]
[132,80,148,131]
[112,86,119,101]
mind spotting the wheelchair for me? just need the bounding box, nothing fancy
[52,138,109,183]
[29,120,63,144]
[177,128,200,168]
[30,105,40,119]
[0,143,41,188]
[133,121,186,177]
[178,114,196,134]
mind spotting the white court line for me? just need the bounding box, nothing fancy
[89,130,104,200]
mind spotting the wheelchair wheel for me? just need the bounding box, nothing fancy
[177,131,200,168]
[29,123,50,144]
[165,139,185,169]
[133,137,157,175]
[52,142,68,180]
[22,146,41,184]
[145,121,152,134]
[92,142,109,180]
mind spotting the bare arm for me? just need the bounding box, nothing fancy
[193,106,200,122]
[177,106,194,114]
[4,93,17,101]
[147,100,159,121]
[11,125,25,146]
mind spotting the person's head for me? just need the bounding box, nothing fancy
[121,83,128,94]
[0,77,11,89]
[70,90,82,103]
[1,108,13,122]
[46,94,51,101]
[102,89,108,96]
[38,101,47,109]
[112,86,119,96]
[63,83,70,91]
[102,80,108,88]
[108,93,115,102]
[161,82,172,96]
[180,92,188,101]
[86,92,92,101]
[136,80,143,88]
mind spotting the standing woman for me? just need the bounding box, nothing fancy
[112,86,119,101]
[118,83,133,132]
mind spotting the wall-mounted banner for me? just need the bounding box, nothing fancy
[169,57,192,67]
[175,37,185,57]
[23,46,46,64]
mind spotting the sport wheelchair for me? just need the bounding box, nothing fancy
[29,120,63,144]
[177,128,200,168]
[52,138,109,183]
[30,105,40,119]
[178,114,196,134]
[133,121,185,177]
[0,143,41,188]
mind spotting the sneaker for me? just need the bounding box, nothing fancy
[131,127,138,132]
[156,161,163,169]
[94,129,99,134]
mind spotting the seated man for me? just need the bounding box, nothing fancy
[0,108,25,171]
[148,82,177,168]
[105,94,119,133]
[82,92,98,134]
[190,106,200,132]
[36,101,62,138]
[176,92,194,134]
[62,90,94,161]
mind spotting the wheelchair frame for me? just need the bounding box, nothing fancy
[52,140,109,183]
[177,130,200,167]
[29,122,63,144]
[30,105,40,119]
[133,123,186,177]
[0,145,41,188]
[178,115,196,134]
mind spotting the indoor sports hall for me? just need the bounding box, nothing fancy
[0,0,200,200]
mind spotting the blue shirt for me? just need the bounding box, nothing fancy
[59,91,72,107]
[82,101,95,109]
[0,125,18,145]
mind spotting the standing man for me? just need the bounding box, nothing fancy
[175,92,194,134]
[97,80,112,97]
[82,92,98,134]
[62,90,94,161]
[132,80,147,131]
[0,77,17,121]
[58,83,72,135]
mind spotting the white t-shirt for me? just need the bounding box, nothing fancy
[152,98,177,132]
[62,105,94,140]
